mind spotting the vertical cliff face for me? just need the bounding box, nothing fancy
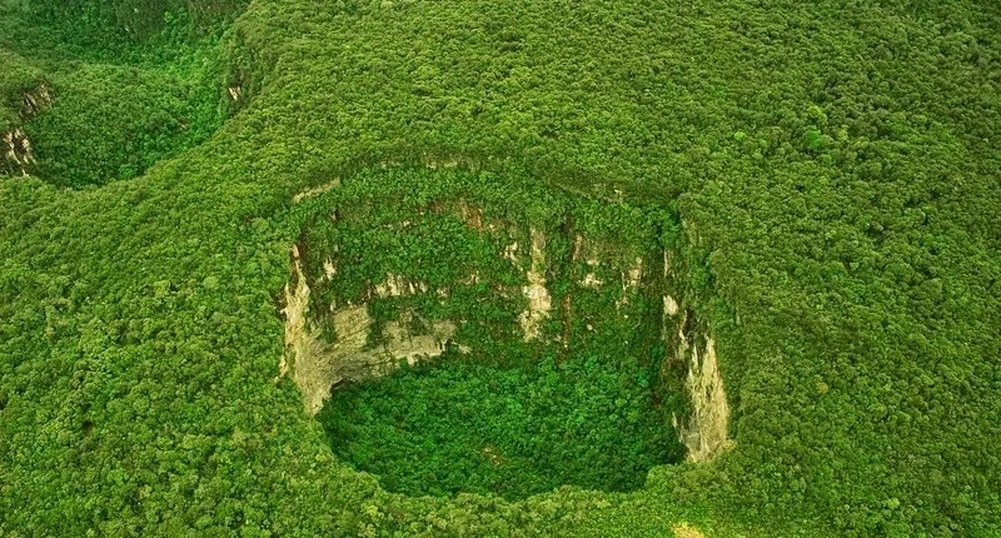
[1,84,53,177]
[279,244,458,415]
[663,231,732,463]
[19,84,53,119]
[1,128,36,176]
[672,328,732,462]
[518,228,551,342]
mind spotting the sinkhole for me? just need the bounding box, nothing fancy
[280,162,725,499]
[0,3,248,187]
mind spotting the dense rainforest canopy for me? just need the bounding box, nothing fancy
[1,0,1000,536]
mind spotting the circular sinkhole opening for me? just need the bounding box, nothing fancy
[282,163,692,499]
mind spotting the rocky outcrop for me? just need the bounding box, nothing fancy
[1,128,35,176]
[670,310,732,462]
[518,228,551,341]
[19,84,53,121]
[1,84,52,177]
[279,245,458,415]
[681,335,731,462]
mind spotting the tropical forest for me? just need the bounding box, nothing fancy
[1,0,1000,536]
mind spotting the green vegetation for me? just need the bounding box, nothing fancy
[0,0,241,186]
[319,351,679,499]
[0,48,44,131]
[1,0,1000,537]
[21,60,229,187]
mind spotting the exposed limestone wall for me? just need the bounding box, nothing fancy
[682,336,731,462]
[518,228,551,341]
[573,233,603,289]
[669,309,732,462]
[662,219,732,462]
[1,85,53,176]
[281,214,670,412]
[614,256,644,310]
[280,246,457,415]
[374,272,428,298]
[663,295,679,316]
[19,85,53,120]
[1,128,35,176]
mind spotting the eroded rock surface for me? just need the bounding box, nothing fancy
[519,228,551,341]
[1,85,52,176]
[671,314,732,462]
[280,247,457,415]
[1,128,35,176]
